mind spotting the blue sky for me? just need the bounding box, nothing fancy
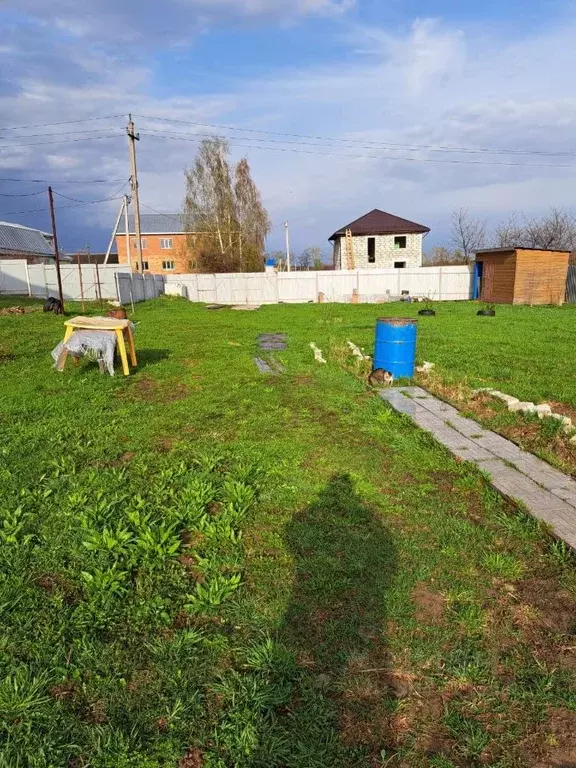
[1,0,576,259]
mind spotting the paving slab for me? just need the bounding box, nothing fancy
[380,387,576,550]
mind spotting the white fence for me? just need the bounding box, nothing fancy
[166,266,473,304]
[116,272,165,304]
[0,260,164,304]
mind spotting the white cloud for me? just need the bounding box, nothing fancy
[1,6,576,252]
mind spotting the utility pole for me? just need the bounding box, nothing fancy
[48,186,65,312]
[285,220,291,272]
[126,114,144,274]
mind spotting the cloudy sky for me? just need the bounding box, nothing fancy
[1,0,575,257]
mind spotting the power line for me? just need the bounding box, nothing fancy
[0,190,46,197]
[140,130,575,169]
[0,134,123,151]
[142,126,576,159]
[0,177,126,184]
[0,114,124,132]
[0,127,125,141]
[52,180,130,204]
[134,112,576,158]
[0,194,126,218]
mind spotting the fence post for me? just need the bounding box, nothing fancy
[24,262,32,297]
[438,267,443,301]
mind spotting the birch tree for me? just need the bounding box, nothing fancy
[184,138,271,272]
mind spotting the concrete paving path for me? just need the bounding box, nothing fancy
[380,386,576,549]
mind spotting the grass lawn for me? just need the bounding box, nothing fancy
[1,296,576,768]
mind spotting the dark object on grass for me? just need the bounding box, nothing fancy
[368,368,394,387]
[418,309,436,316]
[258,333,287,351]
[206,304,227,310]
[43,297,63,315]
[477,302,496,317]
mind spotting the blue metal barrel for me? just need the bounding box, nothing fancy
[374,317,418,378]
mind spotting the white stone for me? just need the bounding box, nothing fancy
[550,413,572,428]
[471,387,495,396]
[416,361,435,374]
[310,343,326,364]
[570,434,576,445]
[535,404,552,417]
[508,401,537,413]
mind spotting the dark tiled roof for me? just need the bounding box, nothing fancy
[329,209,430,241]
[0,221,54,257]
[117,213,185,234]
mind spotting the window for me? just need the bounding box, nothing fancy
[394,236,407,249]
[160,238,173,250]
[188,260,196,271]
[367,237,376,263]
[131,238,147,249]
[394,261,406,269]
[162,260,175,270]
[134,260,149,271]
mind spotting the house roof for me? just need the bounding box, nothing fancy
[0,221,54,257]
[117,213,185,235]
[329,209,430,241]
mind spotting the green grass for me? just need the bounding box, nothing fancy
[1,296,576,767]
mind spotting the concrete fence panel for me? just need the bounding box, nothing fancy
[166,266,473,305]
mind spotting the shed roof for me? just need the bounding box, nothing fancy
[476,247,571,256]
[118,213,185,234]
[0,221,54,257]
[329,209,430,241]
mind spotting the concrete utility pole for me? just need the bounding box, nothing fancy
[126,114,144,274]
[47,186,65,312]
[123,194,131,266]
[285,220,291,272]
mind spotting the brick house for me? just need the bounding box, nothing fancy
[329,209,430,270]
[116,214,202,274]
[0,221,56,264]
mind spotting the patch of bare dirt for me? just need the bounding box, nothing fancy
[178,747,204,768]
[0,306,27,315]
[525,708,576,767]
[516,578,576,635]
[35,573,80,604]
[50,680,77,700]
[412,583,446,625]
[118,377,191,403]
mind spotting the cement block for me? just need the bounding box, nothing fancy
[508,401,537,414]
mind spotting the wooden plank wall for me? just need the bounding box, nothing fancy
[513,250,569,305]
[479,252,516,303]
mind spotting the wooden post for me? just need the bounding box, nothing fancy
[94,261,103,307]
[48,186,65,312]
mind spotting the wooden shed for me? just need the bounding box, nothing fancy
[474,247,570,305]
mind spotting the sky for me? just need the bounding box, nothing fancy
[1,0,576,259]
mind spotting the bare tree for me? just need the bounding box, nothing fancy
[300,246,323,270]
[494,213,524,248]
[450,207,486,261]
[493,207,576,251]
[184,137,271,272]
[299,249,312,270]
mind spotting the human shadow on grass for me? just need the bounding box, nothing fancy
[253,474,398,767]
